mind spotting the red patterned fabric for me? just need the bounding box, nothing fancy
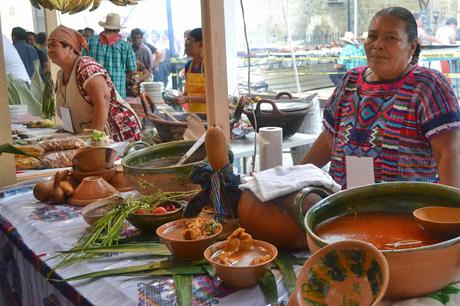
[75,56,141,142]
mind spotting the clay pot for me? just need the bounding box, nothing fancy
[71,166,117,184]
[109,168,133,192]
[72,147,118,172]
[293,240,389,305]
[122,140,206,195]
[237,187,331,250]
[204,240,278,288]
[156,219,223,261]
[68,176,119,206]
[301,182,460,300]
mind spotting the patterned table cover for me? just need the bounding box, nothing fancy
[0,184,459,306]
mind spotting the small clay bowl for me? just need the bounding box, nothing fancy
[109,168,133,192]
[81,195,123,225]
[204,240,278,288]
[126,202,184,233]
[294,240,389,306]
[156,218,223,261]
[413,206,460,239]
[71,166,117,184]
[72,147,118,172]
[68,176,119,206]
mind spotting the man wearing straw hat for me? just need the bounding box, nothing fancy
[329,31,362,86]
[84,13,136,99]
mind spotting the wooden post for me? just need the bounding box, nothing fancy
[44,9,60,81]
[201,0,230,141]
[0,17,17,187]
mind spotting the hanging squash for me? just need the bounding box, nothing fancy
[29,0,139,15]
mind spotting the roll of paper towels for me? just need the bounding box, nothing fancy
[258,127,283,171]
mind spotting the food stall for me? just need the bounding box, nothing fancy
[1,1,460,306]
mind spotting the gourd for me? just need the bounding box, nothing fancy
[237,187,331,250]
[33,170,70,204]
[205,126,228,171]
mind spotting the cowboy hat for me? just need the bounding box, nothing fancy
[340,31,357,45]
[99,13,125,30]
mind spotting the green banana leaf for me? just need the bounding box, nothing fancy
[275,251,297,294]
[173,274,193,306]
[0,143,39,159]
[58,243,171,256]
[7,62,44,116]
[258,269,278,306]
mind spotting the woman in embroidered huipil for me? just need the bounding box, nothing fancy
[301,7,460,189]
[48,25,141,142]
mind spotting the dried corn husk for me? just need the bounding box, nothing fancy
[14,145,44,170]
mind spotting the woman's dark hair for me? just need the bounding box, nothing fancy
[12,27,27,41]
[131,28,144,37]
[37,32,47,44]
[371,7,420,65]
[26,31,37,39]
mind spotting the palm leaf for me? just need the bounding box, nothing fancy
[58,243,171,256]
[173,274,193,306]
[53,260,171,282]
[275,251,296,294]
[258,269,278,305]
[202,263,216,278]
[53,258,208,282]
[140,265,206,276]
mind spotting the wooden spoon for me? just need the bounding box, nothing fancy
[413,206,460,239]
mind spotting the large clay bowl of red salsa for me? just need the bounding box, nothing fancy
[298,182,460,300]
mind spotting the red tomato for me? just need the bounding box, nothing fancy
[153,207,168,214]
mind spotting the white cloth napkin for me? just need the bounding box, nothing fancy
[239,164,341,202]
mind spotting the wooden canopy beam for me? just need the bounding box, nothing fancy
[0,17,17,187]
[201,0,231,142]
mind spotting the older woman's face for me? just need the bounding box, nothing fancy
[365,15,416,81]
[47,40,74,66]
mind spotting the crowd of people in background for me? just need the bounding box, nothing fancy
[4,12,192,102]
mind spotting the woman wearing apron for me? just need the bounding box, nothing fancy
[48,26,142,142]
[171,28,206,113]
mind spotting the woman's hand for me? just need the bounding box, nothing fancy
[85,75,111,131]
[431,129,460,189]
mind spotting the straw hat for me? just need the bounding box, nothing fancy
[340,31,357,45]
[99,13,125,30]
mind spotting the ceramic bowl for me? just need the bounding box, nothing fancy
[294,240,389,306]
[298,182,460,300]
[81,195,123,225]
[204,239,278,288]
[71,166,117,184]
[156,219,223,261]
[68,176,119,206]
[72,147,118,172]
[413,206,460,239]
[126,202,184,233]
[122,140,206,195]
